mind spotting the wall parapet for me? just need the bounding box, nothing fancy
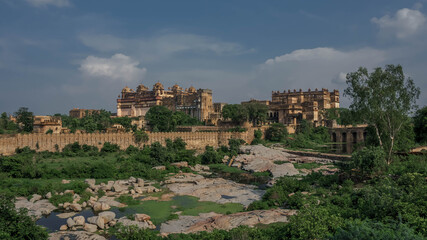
[0,130,255,156]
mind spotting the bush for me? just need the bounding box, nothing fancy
[351,146,386,176]
[200,146,222,165]
[101,142,120,153]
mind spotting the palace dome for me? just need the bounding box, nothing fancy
[137,84,148,92]
[153,82,164,90]
[188,86,196,93]
[121,86,132,93]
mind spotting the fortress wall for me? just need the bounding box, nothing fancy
[0,130,255,156]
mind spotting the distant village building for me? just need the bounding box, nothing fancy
[69,108,100,119]
[33,116,62,133]
[117,82,221,124]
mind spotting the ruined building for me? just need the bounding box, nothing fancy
[269,88,340,127]
[117,82,220,124]
[69,108,100,119]
[33,116,63,133]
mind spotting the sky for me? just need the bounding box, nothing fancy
[0,0,426,115]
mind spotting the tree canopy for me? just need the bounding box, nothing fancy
[413,106,427,144]
[14,107,34,133]
[145,106,203,132]
[344,64,420,163]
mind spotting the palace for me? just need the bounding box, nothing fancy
[270,88,340,127]
[117,82,221,124]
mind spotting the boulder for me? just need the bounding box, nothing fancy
[152,165,166,170]
[137,178,144,187]
[128,176,136,183]
[135,213,151,222]
[59,225,68,231]
[69,203,82,212]
[63,202,71,209]
[85,179,96,187]
[61,179,70,184]
[73,216,85,226]
[64,190,75,195]
[84,223,98,233]
[30,194,42,203]
[14,198,57,220]
[56,212,77,219]
[117,217,156,229]
[171,161,188,168]
[99,211,116,224]
[45,192,52,199]
[49,231,106,240]
[66,218,75,228]
[87,216,104,229]
[112,182,127,192]
[82,202,87,208]
[130,189,136,195]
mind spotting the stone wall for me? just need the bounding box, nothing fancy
[0,130,255,156]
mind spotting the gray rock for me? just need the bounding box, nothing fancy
[15,198,56,220]
[117,217,156,229]
[30,194,42,203]
[49,231,106,240]
[98,211,116,223]
[73,216,85,226]
[69,203,82,212]
[66,218,75,228]
[137,178,144,187]
[83,223,98,233]
[45,192,52,199]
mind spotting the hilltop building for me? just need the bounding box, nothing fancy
[33,116,62,133]
[117,82,220,124]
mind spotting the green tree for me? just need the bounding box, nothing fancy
[222,104,248,125]
[245,102,268,126]
[413,106,427,143]
[265,123,288,142]
[0,195,48,239]
[145,106,175,132]
[344,65,420,164]
[14,107,34,133]
[133,130,149,147]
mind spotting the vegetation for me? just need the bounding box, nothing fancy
[145,106,204,132]
[265,123,288,142]
[15,107,34,133]
[344,64,420,163]
[0,195,48,240]
[413,106,427,144]
[222,103,268,126]
[0,112,18,134]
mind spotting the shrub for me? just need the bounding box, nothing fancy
[101,142,120,153]
[351,146,386,176]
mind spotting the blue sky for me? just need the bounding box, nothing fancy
[0,0,426,114]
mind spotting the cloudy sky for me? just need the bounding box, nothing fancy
[0,0,426,115]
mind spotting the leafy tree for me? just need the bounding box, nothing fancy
[344,65,420,164]
[245,102,268,126]
[413,106,427,143]
[172,111,203,126]
[200,146,222,164]
[0,195,48,239]
[133,130,149,147]
[14,107,34,133]
[145,106,175,132]
[265,123,288,142]
[324,108,361,126]
[222,104,248,125]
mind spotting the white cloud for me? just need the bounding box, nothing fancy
[25,0,70,7]
[79,53,147,83]
[371,8,426,40]
[78,32,250,62]
[256,47,387,105]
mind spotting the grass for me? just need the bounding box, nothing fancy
[293,162,323,169]
[49,193,73,206]
[121,195,244,225]
[273,160,290,165]
[209,164,246,174]
[116,195,141,206]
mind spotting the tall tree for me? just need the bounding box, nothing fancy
[14,107,34,133]
[245,102,268,126]
[222,104,248,125]
[344,65,420,164]
[145,105,175,132]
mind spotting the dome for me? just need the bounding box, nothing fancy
[153,82,164,90]
[171,84,182,92]
[188,86,196,93]
[121,86,131,93]
[137,84,148,92]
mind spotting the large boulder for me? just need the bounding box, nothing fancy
[134,213,151,222]
[29,194,42,203]
[98,211,116,224]
[69,203,82,212]
[87,216,104,229]
[73,216,85,226]
[49,231,106,240]
[15,198,56,220]
[83,223,98,233]
[117,217,156,230]
[112,182,127,193]
[66,218,75,228]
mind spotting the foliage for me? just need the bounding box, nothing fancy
[15,107,34,133]
[265,123,287,142]
[116,195,140,206]
[0,112,18,134]
[413,106,427,143]
[351,146,386,176]
[133,130,149,147]
[344,64,420,163]
[49,193,73,206]
[222,104,248,125]
[145,106,203,132]
[251,129,264,145]
[200,146,223,165]
[324,108,362,126]
[245,102,269,126]
[0,194,48,239]
[101,142,120,153]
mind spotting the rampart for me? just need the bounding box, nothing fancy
[0,130,255,156]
